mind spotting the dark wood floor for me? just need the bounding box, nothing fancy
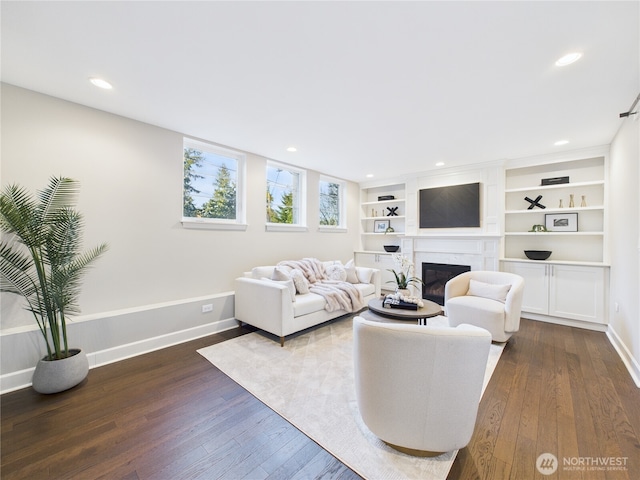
[2,318,639,479]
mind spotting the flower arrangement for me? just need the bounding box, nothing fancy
[387,253,424,290]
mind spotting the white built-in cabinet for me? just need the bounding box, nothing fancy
[502,261,608,326]
[501,152,610,329]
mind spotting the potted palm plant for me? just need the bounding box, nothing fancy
[0,177,108,394]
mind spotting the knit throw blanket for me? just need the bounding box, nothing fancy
[277,258,364,313]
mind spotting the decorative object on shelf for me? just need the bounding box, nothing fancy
[559,199,564,208]
[541,176,570,186]
[374,220,390,233]
[545,213,578,232]
[529,224,548,233]
[525,195,546,209]
[386,206,399,216]
[386,253,424,292]
[524,250,552,260]
[377,195,395,201]
[383,245,399,252]
[385,226,395,234]
[581,195,587,207]
[371,208,375,217]
[569,194,575,208]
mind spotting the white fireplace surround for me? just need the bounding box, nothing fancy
[400,235,502,282]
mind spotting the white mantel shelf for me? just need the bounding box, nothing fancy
[399,235,502,273]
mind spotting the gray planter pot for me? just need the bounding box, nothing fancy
[31,348,89,394]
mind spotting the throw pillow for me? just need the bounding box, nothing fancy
[344,259,360,283]
[290,268,310,294]
[467,279,511,303]
[356,267,374,284]
[262,277,296,302]
[252,266,276,279]
[325,263,347,281]
[271,266,291,282]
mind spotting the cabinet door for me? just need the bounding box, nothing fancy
[376,254,397,290]
[503,262,549,315]
[549,265,606,323]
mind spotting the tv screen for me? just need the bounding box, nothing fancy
[419,182,480,228]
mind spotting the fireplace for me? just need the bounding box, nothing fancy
[422,263,471,305]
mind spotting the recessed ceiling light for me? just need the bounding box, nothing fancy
[366,174,374,178]
[435,162,445,167]
[89,77,113,89]
[555,53,582,67]
[286,146,297,152]
[554,140,570,146]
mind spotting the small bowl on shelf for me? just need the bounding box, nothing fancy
[383,245,400,252]
[524,250,552,261]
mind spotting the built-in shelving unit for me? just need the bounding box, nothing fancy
[355,182,406,289]
[358,183,406,253]
[501,153,610,330]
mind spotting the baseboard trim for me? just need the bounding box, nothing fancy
[0,317,237,395]
[522,313,608,332]
[607,325,640,388]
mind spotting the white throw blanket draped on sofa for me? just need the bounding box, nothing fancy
[277,258,364,313]
[309,280,364,313]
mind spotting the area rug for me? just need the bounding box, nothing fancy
[198,316,504,480]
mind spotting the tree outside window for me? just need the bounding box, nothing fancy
[183,140,244,222]
[319,178,345,227]
[266,163,305,225]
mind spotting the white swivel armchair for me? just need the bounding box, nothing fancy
[353,316,492,456]
[444,271,524,343]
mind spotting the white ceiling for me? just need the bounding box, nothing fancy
[2,1,638,183]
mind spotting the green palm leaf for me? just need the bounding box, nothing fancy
[0,177,108,360]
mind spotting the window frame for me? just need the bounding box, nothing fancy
[181,138,247,231]
[265,161,308,232]
[318,175,347,232]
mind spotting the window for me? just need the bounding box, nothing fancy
[266,162,306,229]
[182,138,246,229]
[319,176,346,229]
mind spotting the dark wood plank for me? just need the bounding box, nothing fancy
[3,319,639,480]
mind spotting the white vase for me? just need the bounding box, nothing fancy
[32,348,89,394]
[396,288,411,297]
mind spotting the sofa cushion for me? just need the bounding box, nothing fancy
[293,293,327,317]
[467,279,511,303]
[354,282,375,297]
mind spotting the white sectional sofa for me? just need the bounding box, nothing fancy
[234,259,380,346]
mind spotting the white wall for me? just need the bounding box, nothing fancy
[608,114,640,385]
[0,84,361,390]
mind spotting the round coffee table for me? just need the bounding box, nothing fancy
[365,297,442,325]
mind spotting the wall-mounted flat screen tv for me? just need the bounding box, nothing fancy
[419,182,481,228]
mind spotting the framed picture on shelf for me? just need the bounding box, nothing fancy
[545,213,578,232]
[374,220,390,233]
